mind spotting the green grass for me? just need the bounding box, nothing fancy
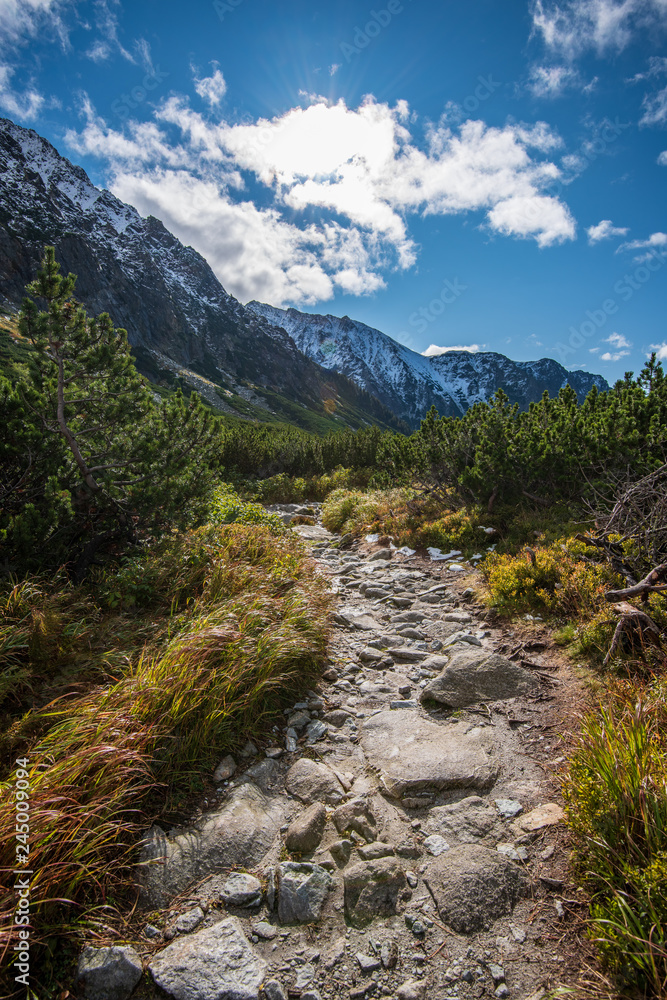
[0,523,333,994]
[564,688,667,997]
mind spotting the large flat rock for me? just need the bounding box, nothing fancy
[149,917,267,1000]
[425,844,529,933]
[360,711,499,799]
[420,647,537,708]
[137,782,286,907]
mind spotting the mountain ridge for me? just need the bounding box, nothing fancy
[245,301,609,429]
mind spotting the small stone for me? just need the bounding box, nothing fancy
[286,758,345,805]
[424,835,450,856]
[380,939,398,969]
[411,920,425,935]
[495,799,523,818]
[143,923,161,939]
[221,872,263,907]
[288,710,311,731]
[305,720,328,742]
[77,946,143,1000]
[357,952,382,973]
[241,740,258,757]
[276,862,333,923]
[509,924,526,943]
[369,548,392,561]
[301,992,322,1000]
[406,872,418,887]
[358,841,394,860]
[285,802,327,854]
[488,963,505,983]
[252,920,279,940]
[397,979,426,1000]
[265,747,284,759]
[555,900,565,918]
[295,963,316,989]
[495,986,510,999]
[213,754,236,782]
[496,843,528,862]
[174,905,204,933]
[264,979,288,1000]
[330,839,353,866]
[390,700,419,709]
[519,803,564,831]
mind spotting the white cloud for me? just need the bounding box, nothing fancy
[422,344,481,356]
[618,231,667,251]
[194,66,227,106]
[605,332,631,348]
[66,94,577,305]
[531,0,667,58]
[641,84,667,125]
[528,64,581,96]
[650,342,667,360]
[329,63,341,76]
[587,218,629,243]
[658,150,667,164]
[0,0,71,119]
[600,350,631,361]
[0,63,44,119]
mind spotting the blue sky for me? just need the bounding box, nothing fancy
[1,0,666,380]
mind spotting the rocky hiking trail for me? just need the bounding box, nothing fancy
[76,508,593,1000]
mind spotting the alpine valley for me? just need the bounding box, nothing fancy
[0,117,607,431]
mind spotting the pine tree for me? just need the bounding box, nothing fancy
[1,247,222,578]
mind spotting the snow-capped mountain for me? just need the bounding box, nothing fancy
[246,302,609,428]
[0,117,404,431]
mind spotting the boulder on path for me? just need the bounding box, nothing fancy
[285,802,327,853]
[220,872,263,907]
[76,945,142,1000]
[360,710,498,800]
[137,782,285,907]
[285,758,345,805]
[425,796,506,845]
[420,647,537,708]
[344,857,407,927]
[425,844,529,933]
[149,916,267,1000]
[276,862,333,923]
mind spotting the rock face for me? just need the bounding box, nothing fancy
[276,862,333,923]
[425,845,529,933]
[0,118,405,433]
[420,648,537,708]
[246,300,609,429]
[344,858,407,927]
[137,782,286,907]
[149,917,267,1000]
[76,945,143,1000]
[360,710,499,799]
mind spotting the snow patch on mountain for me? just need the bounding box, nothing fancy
[246,301,609,427]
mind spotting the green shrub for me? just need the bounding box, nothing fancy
[209,484,285,531]
[482,538,621,617]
